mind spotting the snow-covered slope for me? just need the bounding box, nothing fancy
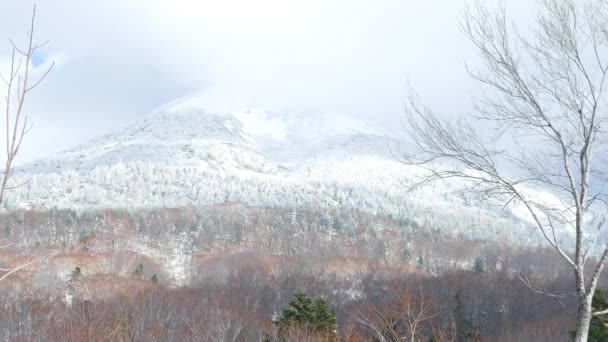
[23,109,279,174]
[6,94,567,247]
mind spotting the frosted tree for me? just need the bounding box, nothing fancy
[403,0,608,340]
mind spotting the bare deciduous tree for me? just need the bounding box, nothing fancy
[355,287,446,341]
[0,5,53,281]
[0,4,53,205]
[403,0,608,340]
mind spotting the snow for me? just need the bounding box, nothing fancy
[7,95,577,248]
[123,233,193,287]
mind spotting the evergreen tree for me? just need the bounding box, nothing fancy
[473,257,485,273]
[276,291,337,339]
[70,266,81,283]
[417,255,425,271]
[133,263,144,277]
[402,242,413,261]
[453,290,478,342]
[571,288,608,341]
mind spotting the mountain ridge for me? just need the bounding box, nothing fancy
[4,95,565,248]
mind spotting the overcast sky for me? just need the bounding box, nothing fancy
[0,0,531,163]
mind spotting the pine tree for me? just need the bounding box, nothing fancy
[133,263,144,277]
[417,255,425,271]
[276,291,337,339]
[402,241,413,261]
[70,266,81,283]
[453,290,478,342]
[473,257,485,273]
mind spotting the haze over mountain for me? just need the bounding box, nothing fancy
[24,91,393,173]
[2,93,565,249]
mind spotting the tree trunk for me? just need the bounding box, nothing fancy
[573,295,593,342]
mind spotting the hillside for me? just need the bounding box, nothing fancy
[6,95,560,247]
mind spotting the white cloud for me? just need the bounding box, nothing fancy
[0,0,533,164]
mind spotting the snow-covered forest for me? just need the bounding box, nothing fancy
[6,104,563,249]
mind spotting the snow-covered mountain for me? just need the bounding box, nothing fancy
[6,94,563,247]
[24,93,394,173]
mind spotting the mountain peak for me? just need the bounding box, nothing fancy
[154,92,384,143]
[18,92,394,177]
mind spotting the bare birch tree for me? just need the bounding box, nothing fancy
[0,5,53,281]
[403,0,608,340]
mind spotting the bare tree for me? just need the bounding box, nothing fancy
[203,309,248,342]
[0,5,53,281]
[0,4,53,205]
[355,287,446,342]
[403,0,608,340]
